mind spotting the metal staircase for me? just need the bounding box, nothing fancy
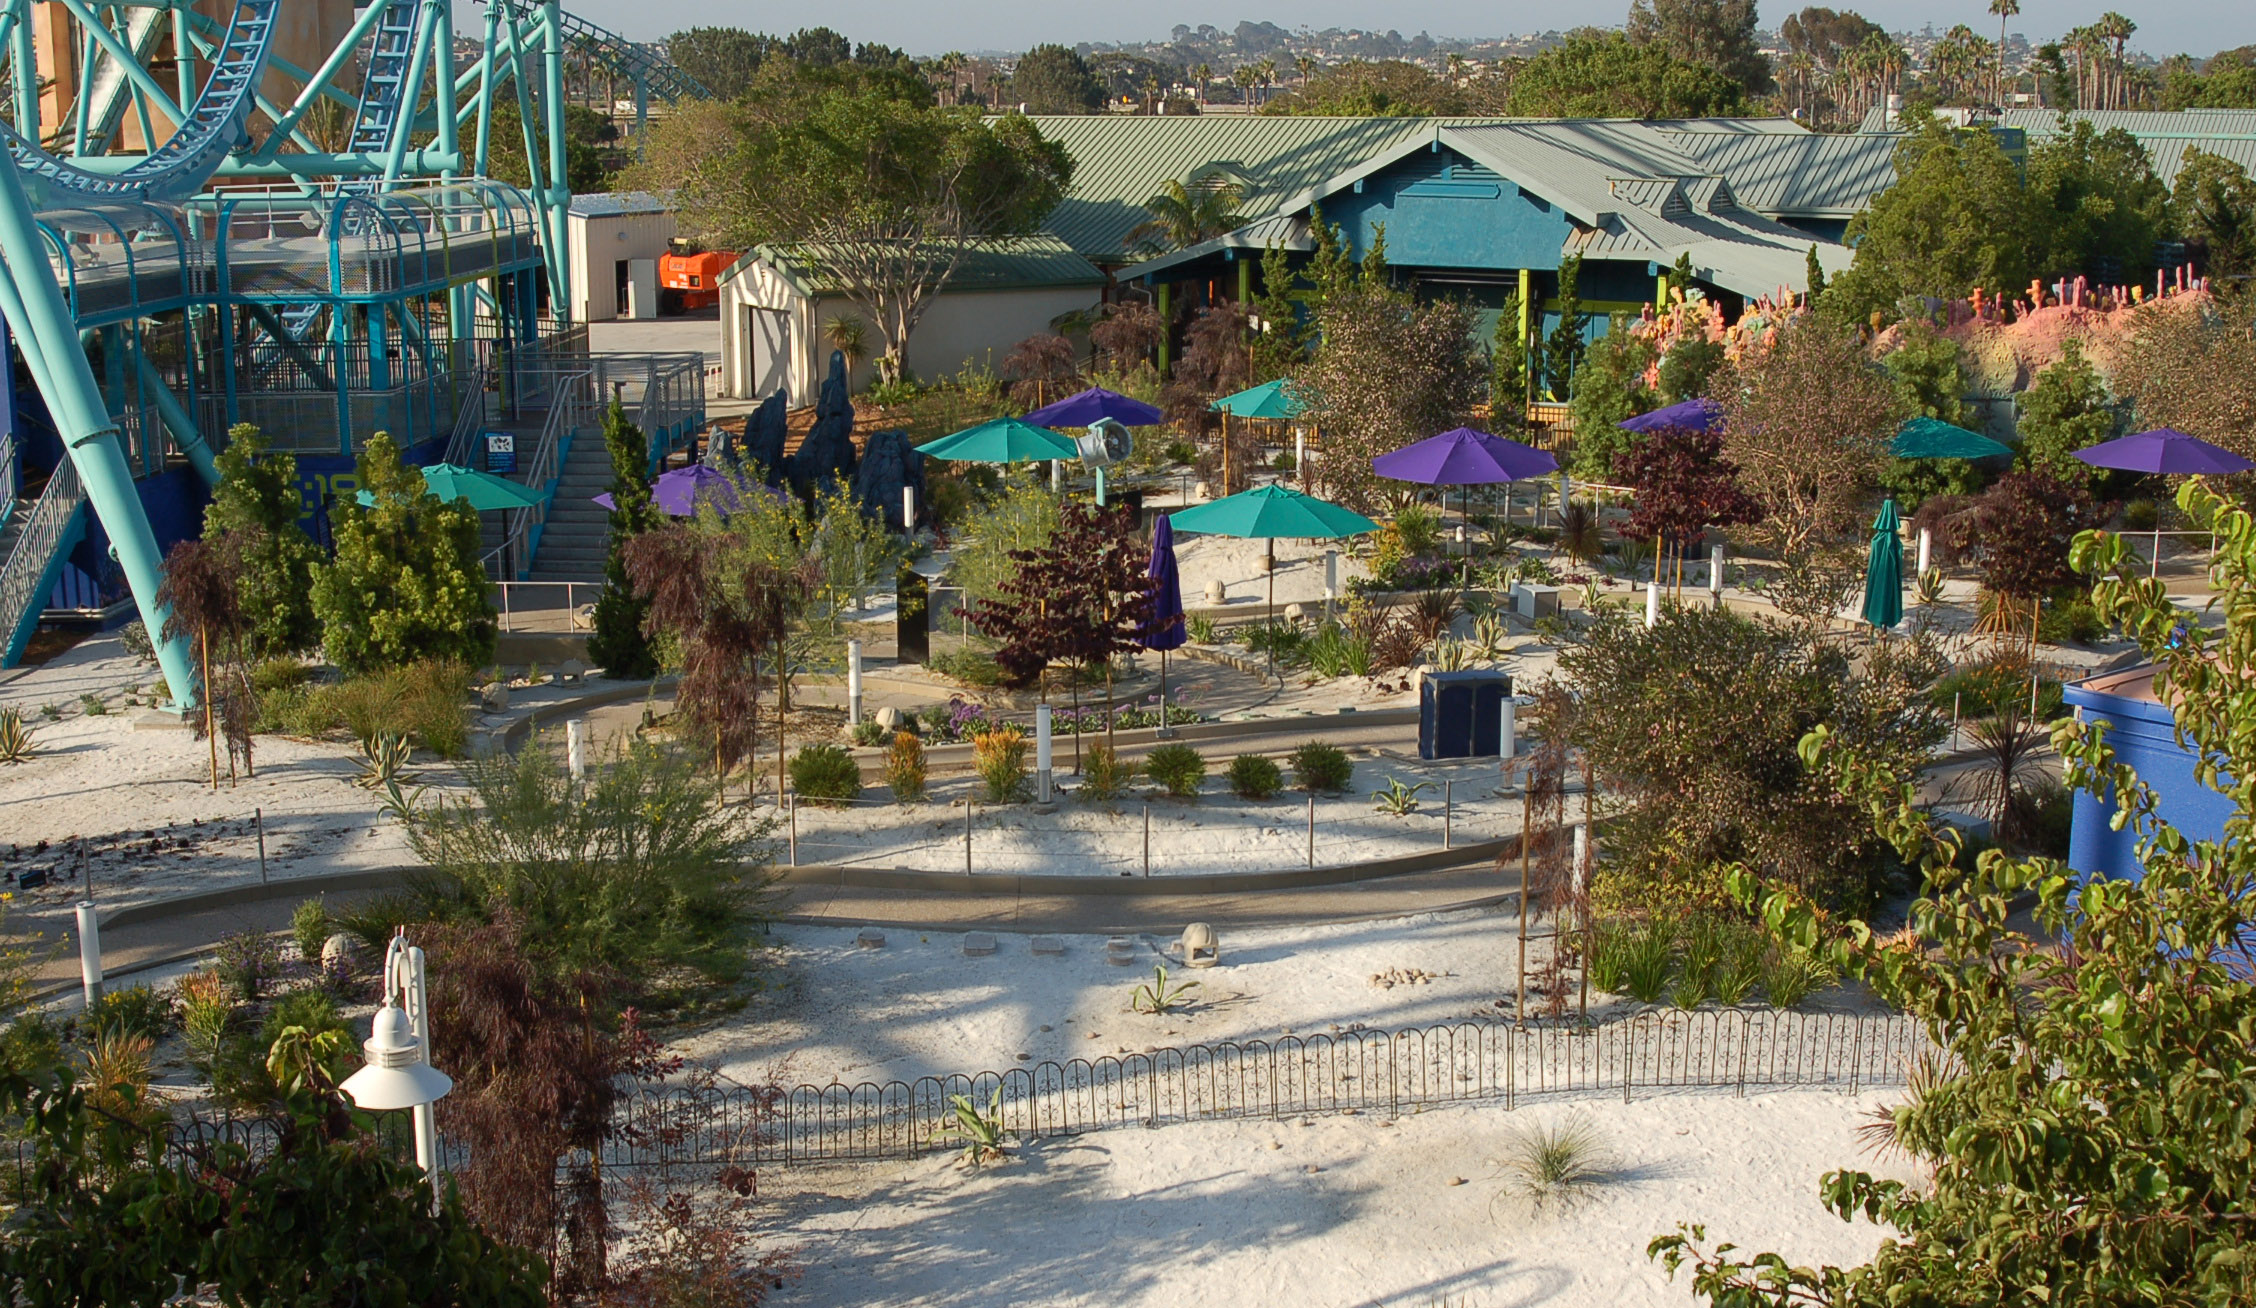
[0,454,88,667]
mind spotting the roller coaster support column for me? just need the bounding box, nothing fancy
[541,0,572,318]
[0,159,197,706]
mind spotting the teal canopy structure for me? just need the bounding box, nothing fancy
[1862,498,1904,631]
[1209,379,1304,421]
[1167,484,1379,541]
[1891,417,2013,462]
[915,417,1078,463]
[357,463,545,511]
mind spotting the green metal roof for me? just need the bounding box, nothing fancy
[1022,114,1524,264]
[721,232,1104,298]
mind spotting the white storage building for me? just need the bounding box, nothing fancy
[566,191,677,322]
[717,234,1105,406]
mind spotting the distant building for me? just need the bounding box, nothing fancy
[1857,107,2256,189]
[567,191,678,323]
[716,234,1104,406]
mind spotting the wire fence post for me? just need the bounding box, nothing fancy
[787,794,797,867]
[255,808,267,886]
[965,803,973,875]
[1142,803,1151,877]
[1443,781,1453,850]
[1306,794,1316,869]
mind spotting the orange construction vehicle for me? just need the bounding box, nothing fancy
[658,239,735,313]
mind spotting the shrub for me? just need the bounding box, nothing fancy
[1588,921,1634,994]
[1187,615,1218,645]
[1304,624,1373,679]
[290,897,332,963]
[849,718,889,747]
[119,620,154,663]
[1288,741,1354,793]
[1165,440,1197,465]
[1079,744,1137,802]
[260,661,474,757]
[2122,498,2159,532]
[310,431,496,673]
[790,744,862,802]
[1759,949,1834,1008]
[0,707,34,764]
[882,731,927,802]
[1144,744,1206,798]
[1712,923,1766,1006]
[928,649,1006,688]
[214,930,283,1003]
[2039,594,2107,645]
[86,984,170,1043]
[1226,754,1283,800]
[971,726,1030,803]
[1620,924,1673,1004]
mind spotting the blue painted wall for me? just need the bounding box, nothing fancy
[2063,675,2235,879]
[1324,147,1574,274]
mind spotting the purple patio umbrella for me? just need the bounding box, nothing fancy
[1140,513,1188,737]
[1618,397,1724,433]
[591,465,757,516]
[1022,386,1165,429]
[1373,427,1560,580]
[2074,428,2256,476]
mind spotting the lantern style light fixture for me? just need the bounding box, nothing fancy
[340,934,451,1205]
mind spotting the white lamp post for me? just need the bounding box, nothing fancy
[341,935,452,1208]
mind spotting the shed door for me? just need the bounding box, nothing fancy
[745,306,790,399]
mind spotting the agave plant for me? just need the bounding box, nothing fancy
[931,1088,1010,1167]
[354,731,417,791]
[1470,613,1513,660]
[0,707,35,764]
[1130,964,1200,1015]
[1371,776,1436,816]
[1913,565,1948,606]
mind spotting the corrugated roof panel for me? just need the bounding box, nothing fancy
[569,190,673,217]
[728,233,1103,297]
[1661,131,1900,217]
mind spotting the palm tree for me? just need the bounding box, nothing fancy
[825,315,869,381]
[1232,65,1257,104]
[2098,12,2136,110]
[1256,58,1277,105]
[1989,0,2020,105]
[1127,178,1248,253]
[1192,62,1211,103]
[1295,55,1316,89]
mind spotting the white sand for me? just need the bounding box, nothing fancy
[784,758,1522,877]
[756,1089,1919,1308]
[684,911,1867,1091]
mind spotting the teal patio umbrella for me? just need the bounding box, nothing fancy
[1168,484,1379,652]
[914,417,1077,464]
[1890,417,2012,462]
[355,463,544,511]
[1209,379,1303,420]
[1862,498,1904,632]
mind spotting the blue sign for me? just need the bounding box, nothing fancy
[484,431,516,473]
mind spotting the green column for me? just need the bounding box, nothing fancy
[1156,282,1171,374]
[1656,271,1669,308]
[1237,257,1250,304]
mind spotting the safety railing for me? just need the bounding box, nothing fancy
[0,433,17,525]
[588,352,706,464]
[443,365,495,468]
[492,368,596,580]
[600,1009,1929,1170]
[775,775,1520,878]
[490,579,601,630]
[0,461,85,660]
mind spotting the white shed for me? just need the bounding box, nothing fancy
[567,191,677,322]
[717,234,1105,406]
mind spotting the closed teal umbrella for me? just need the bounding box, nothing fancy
[1862,498,1904,631]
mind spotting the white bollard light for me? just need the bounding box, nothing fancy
[903,485,917,532]
[1573,824,1590,893]
[1324,549,1339,600]
[847,639,864,726]
[1917,526,1933,578]
[1050,460,1062,493]
[1709,542,1726,595]
[1035,705,1054,802]
[1645,580,1660,628]
[1294,431,1306,478]
[1499,696,1517,760]
[566,719,585,780]
[74,901,103,1008]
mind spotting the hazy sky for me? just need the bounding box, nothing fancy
[535,2,2251,60]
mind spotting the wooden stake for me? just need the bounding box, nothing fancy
[1517,782,1531,1024]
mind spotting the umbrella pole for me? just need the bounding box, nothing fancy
[1267,555,1277,675]
[1158,648,1172,739]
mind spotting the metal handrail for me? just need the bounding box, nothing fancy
[0,460,85,655]
[443,364,493,467]
[495,368,594,579]
[0,433,17,527]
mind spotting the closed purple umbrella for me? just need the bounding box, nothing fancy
[1141,513,1187,737]
[1619,397,1724,433]
[2073,428,2256,476]
[1023,386,1165,429]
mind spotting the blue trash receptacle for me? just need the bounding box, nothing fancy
[1420,670,1513,759]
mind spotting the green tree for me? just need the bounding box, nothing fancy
[309,433,497,674]
[1653,476,2256,1305]
[1626,0,1773,95]
[1491,286,1532,423]
[484,99,622,194]
[0,1061,546,1304]
[665,26,776,99]
[1568,322,1658,480]
[1656,334,1723,405]
[1504,31,1749,118]
[202,424,320,659]
[2026,119,2169,287]
[2172,147,2256,278]
[1250,242,1308,380]
[1825,120,2034,324]
[2015,338,2119,485]
[950,482,1063,609]
[1295,269,1485,514]
[1543,255,1589,403]
[1264,59,1467,116]
[631,65,1073,384]
[1010,43,1104,113]
[1804,244,1828,304]
[586,400,661,679]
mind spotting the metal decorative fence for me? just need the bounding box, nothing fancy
[602,1010,1930,1171]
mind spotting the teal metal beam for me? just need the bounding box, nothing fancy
[133,348,217,487]
[10,0,37,142]
[53,0,187,132]
[541,2,573,315]
[244,0,396,164]
[0,140,197,704]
